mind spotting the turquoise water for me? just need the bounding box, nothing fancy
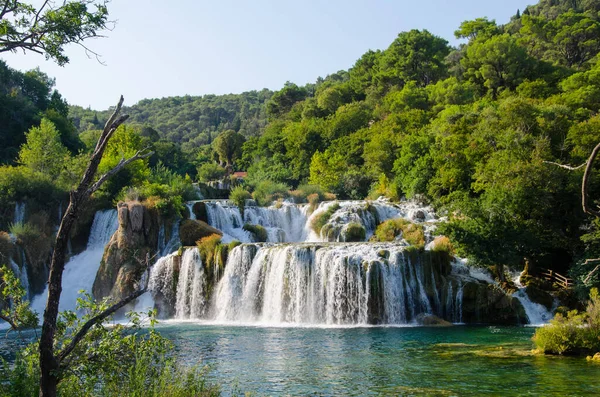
[2,324,600,395]
[156,323,600,396]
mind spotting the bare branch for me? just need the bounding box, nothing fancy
[98,96,125,151]
[543,160,586,171]
[582,142,600,218]
[87,148,154,195]
[583,259,600,285]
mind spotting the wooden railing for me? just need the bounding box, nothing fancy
[539,268,572,289]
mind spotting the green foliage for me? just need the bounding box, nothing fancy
[342,222,366,242]
[372,219,425,248]
[0,1,110,66]
[229,185,252,215]
[251,180,289,207]
[123,163,197,217]
[0,265,38,329]
[197,163,226,183]
[310,202,340,234]
[18,118,69,180]
[213,130,245,166]
[0,295,220,396]
[533,288,600,355]
[196,234,223,268]
[243,224,268,243]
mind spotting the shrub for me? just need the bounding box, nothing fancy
[310,202,341,234]
[251,180,289,207]
[431,236,454,254]
[293,185,326,203]
[243,224,268,242]
[343,222,366,242]
[307,193,320,214]
[197,234,223,269]
[196,162,226,183]
[533,288,600,355]
[229,186,251,215]
[372,218,425,248]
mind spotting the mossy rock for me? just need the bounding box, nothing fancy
[343,222,366,242]
[525,285,554,311]
[192,202,209,223]
[243,224,268,242]
[180,219,222,246]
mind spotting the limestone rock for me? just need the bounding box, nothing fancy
[180,219,222,246]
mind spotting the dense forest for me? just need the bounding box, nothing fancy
[2,0,600,292]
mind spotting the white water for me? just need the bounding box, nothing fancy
[13,202,25,224]
[149,243,469,325]
[512,271,554,325]
[198,198,436,245]
[30,210,118,315]
[203,201,308,243]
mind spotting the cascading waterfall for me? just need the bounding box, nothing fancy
[512,271,554,325]
[30,210,118,314]
[305,200,436,242]
[13,202,25,225]
[149,242,470,325]
[203,201,308,243]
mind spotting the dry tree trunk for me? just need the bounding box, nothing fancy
[38,97,152,397]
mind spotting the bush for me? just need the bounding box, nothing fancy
[533,288,600,355]
[197,234,223,269]
[251,180,289,207]
[372,218,425,248]
[431,236,454,254]
[0,166,67,213]
[121,164,197,218]
[310,202,341,234]
[243,224,268,242]
[307,193,320,214]
[343,222,366,242]
[229,186,251,215]
[196,162,226,183]
[0,305,220,397]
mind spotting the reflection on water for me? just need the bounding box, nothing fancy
[1,325,598,395]
[156,324,600,396]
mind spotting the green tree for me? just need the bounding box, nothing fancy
[212,129,245,166]
[0,0,111,65]
[18,118,69,179]
[376,29,450,90]
[461,34,537,97]
[454,18,501,41]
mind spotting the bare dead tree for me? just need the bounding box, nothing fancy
[38,96,152,397]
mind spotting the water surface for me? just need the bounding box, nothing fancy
[156,323,600,396]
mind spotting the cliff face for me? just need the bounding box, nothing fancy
[93,202,162,301]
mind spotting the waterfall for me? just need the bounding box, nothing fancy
[512,272,553,325]
[305,200,436,242]
[9,258,29,300]
[13,202,25,225]
[30,210,118,314]
[149,242,475,325]
[202,201,308,243]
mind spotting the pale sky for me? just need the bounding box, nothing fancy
[1,0,534,109]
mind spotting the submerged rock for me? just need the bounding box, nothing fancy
[415,314,453,327]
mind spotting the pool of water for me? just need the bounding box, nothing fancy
[2,323,599,396]
[155,323,600,396]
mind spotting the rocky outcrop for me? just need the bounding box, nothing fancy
[93,201,165,301]
[179,219,222,246]
[461,282,527,324]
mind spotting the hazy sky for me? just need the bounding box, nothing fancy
[1,0,534,109]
